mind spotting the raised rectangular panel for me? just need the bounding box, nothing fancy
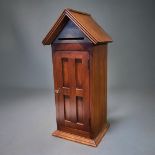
[64,95,70,121]
[75,59,82,89]
[76,96,83,123]
[62,58,69,87]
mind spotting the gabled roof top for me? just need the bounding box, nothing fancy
[42,8,112,45]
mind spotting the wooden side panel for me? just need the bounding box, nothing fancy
[90,44,108,138]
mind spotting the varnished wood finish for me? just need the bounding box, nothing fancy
[53,47,90,137]
[52,123,109,147]
[52,43,92,51]
[42,9,112,147]
[65,9,112,43]
[90,44,108,138]
[42,8,112,45]
[52,43,109,146]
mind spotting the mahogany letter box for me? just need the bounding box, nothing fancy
[42,8,112,147]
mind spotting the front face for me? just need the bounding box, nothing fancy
[53,48,90,136]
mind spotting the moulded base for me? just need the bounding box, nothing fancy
[52,123,110,147]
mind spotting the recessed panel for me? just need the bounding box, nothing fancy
[76,96,83,123]
[75,59,82,89]
[55,51,90,132]
[62,58,69,87]
[64,95,70,121]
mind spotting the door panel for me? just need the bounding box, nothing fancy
[53,51,90,132]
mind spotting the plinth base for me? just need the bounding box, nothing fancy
[52,123,109,147]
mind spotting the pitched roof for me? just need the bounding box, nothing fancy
[42,8,112,45]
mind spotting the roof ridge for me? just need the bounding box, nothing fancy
[65,8,91,16]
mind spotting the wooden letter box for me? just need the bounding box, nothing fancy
[42,8,112,147]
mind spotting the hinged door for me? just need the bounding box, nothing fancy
[53,51,90,132]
